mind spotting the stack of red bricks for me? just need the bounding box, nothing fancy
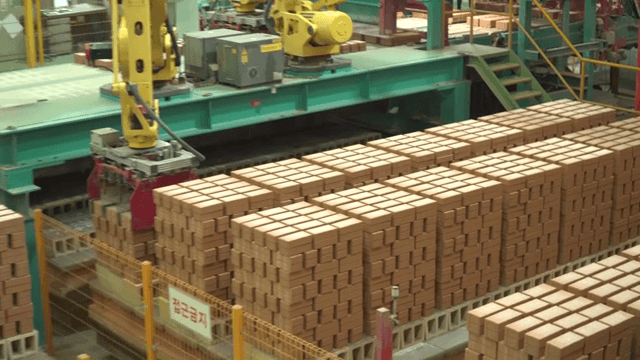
[465,283,637,360]
[339,40,366,54]
[478,109,574,143]
[383,167,502,308]
[610,117,640,132]
[301,145,411,189]
[91,201,156,262]
[507,138,615,263]
[527,99,616,130]
[231,159,346,206]
[563,127,640,245]
[366,132,472,172]
[153,175,273,299]
[310,184,437,333]
[450,152,561,285]
[0,205,34,339]
[423,119,524,157]
[231,202,364,351]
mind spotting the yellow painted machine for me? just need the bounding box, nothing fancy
[88,0,204,231]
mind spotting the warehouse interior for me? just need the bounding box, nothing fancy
[2,0,640,359]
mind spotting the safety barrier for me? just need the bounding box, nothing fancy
[38,212,341,360]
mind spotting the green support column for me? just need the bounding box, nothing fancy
[583,0,596,100]
[425,0,444,50]
[0,166,45,346]
[557,0,570,71]
[517,0,531,61]
[440,81,471,122]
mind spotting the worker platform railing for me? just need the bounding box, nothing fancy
[35,210,341,360]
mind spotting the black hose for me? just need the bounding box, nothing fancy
[165,18,181,67]
[128,84,206,162]
[264,0,275,34]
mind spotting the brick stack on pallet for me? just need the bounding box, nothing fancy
[366,132,472,172]
[610,117,640,132]
[153,175,273,299]
[310,184,437,334]
[423,119,524,157]
[231,202,364,351]
[507,138,615,263]
[301,144,411,189]
[528,99,617,131]
[231,159,346,207]
[0,205,34,339]
[91,201,156,262]
[383,167,502,309]
[450,152,562,285]
[339,40,367,54]
[465,283,636,360]
[478,110,574,144]
[563,127,640,245]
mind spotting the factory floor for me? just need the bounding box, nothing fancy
[0,54,74,73]
[50,331,117,360]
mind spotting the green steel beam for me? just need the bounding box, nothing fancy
[518,0,532,62]
[557,0,571,71]
[425,0,444,50]
[584,0,596,100]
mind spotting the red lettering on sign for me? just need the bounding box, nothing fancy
[250,99,262,107]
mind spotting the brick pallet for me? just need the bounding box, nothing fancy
[383,167,502,309]
[479,109,574,144]
[423,120,524,157]
[367,132,472,172]
[231,158,346,206]
[563,127,640,245]
[507,138,615,263]
[310,184,437,334]
[302,144,411,189]
[0,205,34,339]
[527,99,616,130]
[450,152,562,285]
[153,175,274,299]
[610,117,640,132]
[465,283,636,360]
[231,202,363,351]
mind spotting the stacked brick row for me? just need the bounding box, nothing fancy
[91,201,156,262]
[450,152,562,285]
[563,127,640,245]
[383,167,502,308]
[465,283,636,360]
[153,175,273,299]
[507,138,615,263]
[231,159,346,206]
[0,205,34,339]
[478,109,574,143]
[301,145,411,189]
[310,184,437,333]
[528,99,617,130]
[610,117,640,132]
[231,202,363,351]
[367,132,472,172]
[423,119,524,157]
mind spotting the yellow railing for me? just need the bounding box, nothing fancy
[444,0,640,115]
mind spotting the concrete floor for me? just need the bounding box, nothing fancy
[51,331,117,360]
[0,54,74,73]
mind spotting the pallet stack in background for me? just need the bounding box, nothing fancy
[91,201,156,263]
[310,184,437,333]
[507,138,615,263]
[451,152,561,285]
[383,167,502,308]
[231,159,346,206]
[153,175,274,299]
[528,99,617,130]
[479,109,574,143]
[231,202,364,350]
[563,127,640,245]
[302,144,411,189]
[0,205,34,339]
[367,132,473,172]
[423,119,524,157]
[465,283,636,360]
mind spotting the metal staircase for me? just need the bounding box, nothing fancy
[467,49,552,110]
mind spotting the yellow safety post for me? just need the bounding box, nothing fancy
[142,261,155,360]
[34,209,54,355]
[507,0,513,50]
[23,0,36,67]
[232,305,244,360]
[35,0,44,65]
[77,355,91,360]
